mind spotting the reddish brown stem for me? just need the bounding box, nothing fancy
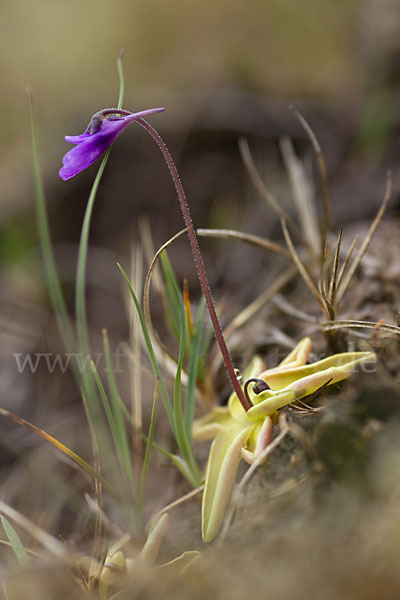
[138,118,251,411]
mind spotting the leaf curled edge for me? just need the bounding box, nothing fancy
[202,423,253,543]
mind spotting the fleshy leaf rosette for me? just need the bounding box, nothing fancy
[59,107,165,180]
[193,337,376,542]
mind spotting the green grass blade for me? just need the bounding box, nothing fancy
[101,384,200,487]
[29,92,100,426]
[185,297,206,442]
[117,50,125,110]
[1,516,30,566]
[160,251,189,349]
[102,331,137,501]
[160,251,181,339]
[173,305,191,461]
[173,304,202,484]
[109,393,175,461]
[28,91,75,353]
[75,151,109,348]
[198,321,214,383]
[74,151,110,426]
[102,329,130,446]
[75,52,126,406]
[139,380,159,508]
[162,289,180,340]
[91,361,138,516]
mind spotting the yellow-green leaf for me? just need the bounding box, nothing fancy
[262,351,375,390]
[192,406,232,440]
[202,422,253,543]
[157,551,201,575]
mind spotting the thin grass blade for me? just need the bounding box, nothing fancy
[75,52,126,412]
[91,361,137,516]
[139,380,159,508]
[102,332,137,507]
[337,172,391,301]
[173,300,192,461]
[28,90,75,352]
[0,407,116,499]
[281,218,328,316]
[1,516,30,566]
[160,251,189,353]
[185,298,206,442]
[289,105,331,261]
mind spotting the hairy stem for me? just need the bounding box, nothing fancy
[138,118,251,411]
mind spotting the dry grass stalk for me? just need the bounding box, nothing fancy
[139,215,164,295]
[280,136,320,260]
[197,228,290,259]
[143,228,188,366]
[149,485,204,529]
[321,319,400,336]
[85,494,125,538]
[281,218,328,317]
[272,294,317,325]
[238,137,301,237]
[327,228,342,308]
[0,500,66,558]
[336,234,359,292]
[289,105,331,261]
[336,172,392,302]
[223,266,297,340]
[318,278,335,321]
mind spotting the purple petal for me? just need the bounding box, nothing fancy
[65,133,91,143]
[59,120,128,180]
[59,136,113,180]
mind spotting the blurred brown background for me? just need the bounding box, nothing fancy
[2,0,400,209]
[1,0,400,533]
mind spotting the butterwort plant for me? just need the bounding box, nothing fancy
[59,100,378,547]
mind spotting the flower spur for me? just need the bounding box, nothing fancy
[193,338,376,542]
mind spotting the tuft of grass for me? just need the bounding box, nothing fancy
[239,113,392,331]
[118,262,203,488]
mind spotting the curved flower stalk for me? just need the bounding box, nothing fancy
[60,105,250,413]
[59,103,235,489]
[193,338,376,543]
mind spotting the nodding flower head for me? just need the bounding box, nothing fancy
[59,107,165,180]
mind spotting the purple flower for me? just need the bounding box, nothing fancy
[59,107,165,180]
